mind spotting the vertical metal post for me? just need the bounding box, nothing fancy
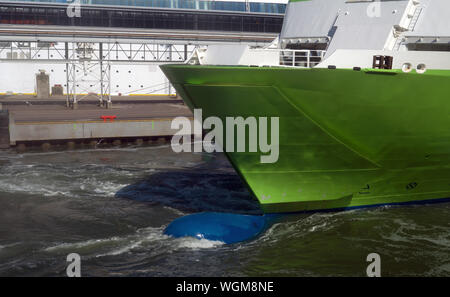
[105,42,112,108]
[307,51,310,68]
[65,42,70,107]
[168,44,172,95]
[107,62,111,105]
[99,42,104,106]
[72,43,77,108]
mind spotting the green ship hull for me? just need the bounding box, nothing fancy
[161,65,450,214]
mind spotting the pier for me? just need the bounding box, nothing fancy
[0,95,193,150]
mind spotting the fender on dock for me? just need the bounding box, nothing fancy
[164,212,272,244]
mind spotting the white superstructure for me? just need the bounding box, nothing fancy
[193,0,450,71]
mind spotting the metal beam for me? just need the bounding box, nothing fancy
[0,41,199,63]
[0,25,277,45]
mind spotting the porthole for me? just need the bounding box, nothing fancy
[416,63,427,74]
[401,63,412,73]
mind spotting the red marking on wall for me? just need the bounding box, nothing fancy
[101,115,117,122]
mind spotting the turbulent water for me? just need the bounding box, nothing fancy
[0,144,448,276]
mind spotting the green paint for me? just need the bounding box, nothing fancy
[161,64,450,214]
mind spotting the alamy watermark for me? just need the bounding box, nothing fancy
[66,253,81,277]
[171,109,279,164]
[366,253,381,277]
[366,0,381,18]
[67,0,82,18]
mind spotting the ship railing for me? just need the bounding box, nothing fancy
[278,49,326,68]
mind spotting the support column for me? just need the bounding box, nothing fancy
[71,58,78,109]
[99,42,104,107]
[65,42,70,108]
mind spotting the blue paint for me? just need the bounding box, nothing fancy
[275,196,450,216]
[164,198,450,244]
[164,212,277,244]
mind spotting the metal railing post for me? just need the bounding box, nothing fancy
[307,51,310,68]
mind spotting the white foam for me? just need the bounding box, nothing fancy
[176,237,224,249]
[0,179,73,197]
[96,240,143,257]
[44,237,123,252]
[0,242,21,251]
[43,224,225,259]
[309,221,329,232]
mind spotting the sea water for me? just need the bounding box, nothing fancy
[0,144,448,276]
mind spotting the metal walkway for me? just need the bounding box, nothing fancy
[0,25,279,45]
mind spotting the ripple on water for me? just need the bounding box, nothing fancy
[0,147,448,276]
[43,225,224,261]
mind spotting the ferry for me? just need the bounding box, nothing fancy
[161,0,450,214]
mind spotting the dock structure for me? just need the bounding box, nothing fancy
[0,1,283,105]
[0,95,193,149]
[0,0,285,149]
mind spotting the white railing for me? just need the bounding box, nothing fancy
[187,47,326,68]
[279,49,326,68]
